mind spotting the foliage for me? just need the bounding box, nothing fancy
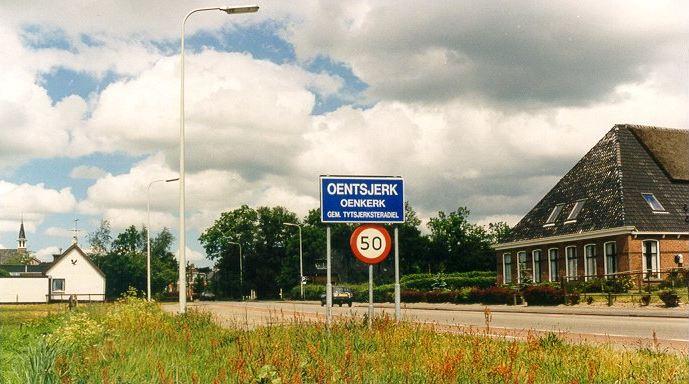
[88,221,178,299]
[660,269,688,289]
[657,290,681,307]
[521,284,564,306]
[424,290,457,303]
[5,301,688,383]
[567,292,581,305]
[0,268,9,277]
[468,286,518,305]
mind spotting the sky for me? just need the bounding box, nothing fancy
[0,1,687,267]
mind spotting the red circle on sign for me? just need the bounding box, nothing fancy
[350,224,392,265]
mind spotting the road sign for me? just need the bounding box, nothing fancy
[350,224,392,265]
[320,176,404,223]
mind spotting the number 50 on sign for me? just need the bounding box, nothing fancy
[350,224,392,265]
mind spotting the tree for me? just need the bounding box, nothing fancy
[89,224,177,299]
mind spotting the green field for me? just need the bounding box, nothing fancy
[1,298,687,383]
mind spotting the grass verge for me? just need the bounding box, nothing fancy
[1,298,687,383]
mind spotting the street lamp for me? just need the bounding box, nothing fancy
[283,222,304,300]
[147,177,179,302]
[178,5,259,314]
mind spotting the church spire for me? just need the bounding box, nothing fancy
[18,215,26,253]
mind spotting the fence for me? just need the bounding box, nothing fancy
[558,267,688,305]
[48,293,106,303]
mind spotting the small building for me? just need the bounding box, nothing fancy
[495,124,688,285]
[0,226,106,303]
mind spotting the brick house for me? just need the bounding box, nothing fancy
[495,124,688,285]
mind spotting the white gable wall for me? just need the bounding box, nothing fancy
[47,247,105,301]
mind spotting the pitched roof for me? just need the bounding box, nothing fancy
[502,124,689,244]
[47,243,105,278]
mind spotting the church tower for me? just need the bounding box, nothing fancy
[17,217,26,254]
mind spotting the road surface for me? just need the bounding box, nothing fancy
[163,301,689,352]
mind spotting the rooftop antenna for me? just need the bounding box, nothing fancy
[70,218,81,245]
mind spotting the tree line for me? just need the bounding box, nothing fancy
[199,203,510,299]
[86,204,509,300]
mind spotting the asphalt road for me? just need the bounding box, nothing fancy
[163,301,689,352]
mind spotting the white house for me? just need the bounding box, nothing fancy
[0,232,106,303]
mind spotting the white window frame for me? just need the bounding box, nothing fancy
[603,241,616,276]
[544,203,565,226]
[565,199,586,223]
[584,243,597,281]
[565,246,578,280]
[641,240,661,278]
[516,251,527,283]
[641,193,666,212]
[502,253,512,284]
[548,248,559,282]
[532,249,542,283]
[52,278,65,292]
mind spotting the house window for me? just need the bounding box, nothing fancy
[532,250,542,283]
[642,240,660,278]
[503,254,512,284]
[52,279,65,292]
[584,244,597,280]
[517,251,528,283]
[566,246,578,280]
[544,204,565,226]
[641,193,666,212]
[604,241,617,275]
[566,200,586,222]
[548,248,559,282]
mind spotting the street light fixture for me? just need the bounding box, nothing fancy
[283,222,304,300]
[146,177,179,302]
[178,5,259,314]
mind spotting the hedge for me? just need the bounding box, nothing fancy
[521,285,563,306]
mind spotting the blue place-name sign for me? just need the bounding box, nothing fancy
[320,176,405,223]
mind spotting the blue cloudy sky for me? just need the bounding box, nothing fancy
[0,1,686,266]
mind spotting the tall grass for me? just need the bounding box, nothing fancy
[5,298,689,383]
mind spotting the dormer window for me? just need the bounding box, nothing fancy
[641,193,665,212]
[565,199,586,223]
[544,203,564,226]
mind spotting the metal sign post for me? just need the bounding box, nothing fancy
[368,264,374,329]
[326,226,332,328]
[394,226,401,321]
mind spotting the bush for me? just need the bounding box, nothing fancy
[603,276,633,293]
[0,268,9,277]
[568,292,581,305]
[401,290,427,303]
[657,290,680,307]
[521,285,564,306]
[468,286,518,305]
[425,290,458,303]
[660,269,688,290]
[287,284,324,300]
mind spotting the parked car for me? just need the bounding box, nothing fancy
[199,291,216,301]
[320,286,353,307]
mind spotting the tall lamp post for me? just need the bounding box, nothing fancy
[179,5,259,314]
[283,222,304,300]
[147,177,179,302]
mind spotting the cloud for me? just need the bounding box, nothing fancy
[283,1,688,106]
[69,165,108,179]
[44,227,72,238]
[176,246,206,263]
[0,181,77,234]
[34,246,61,262]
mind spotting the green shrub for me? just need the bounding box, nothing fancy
[468,286,518,305]
[0,268,9,277]
[567,292,581,305]
[657,290,680,307]
[521,285,564,306]
[287,284,324,300]
[603,276,633,293]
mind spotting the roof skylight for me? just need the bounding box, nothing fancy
[641,193,666,212]
[566,199,586,221]
[545,203,564,225]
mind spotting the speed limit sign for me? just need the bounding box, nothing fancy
[350,224,392,265]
